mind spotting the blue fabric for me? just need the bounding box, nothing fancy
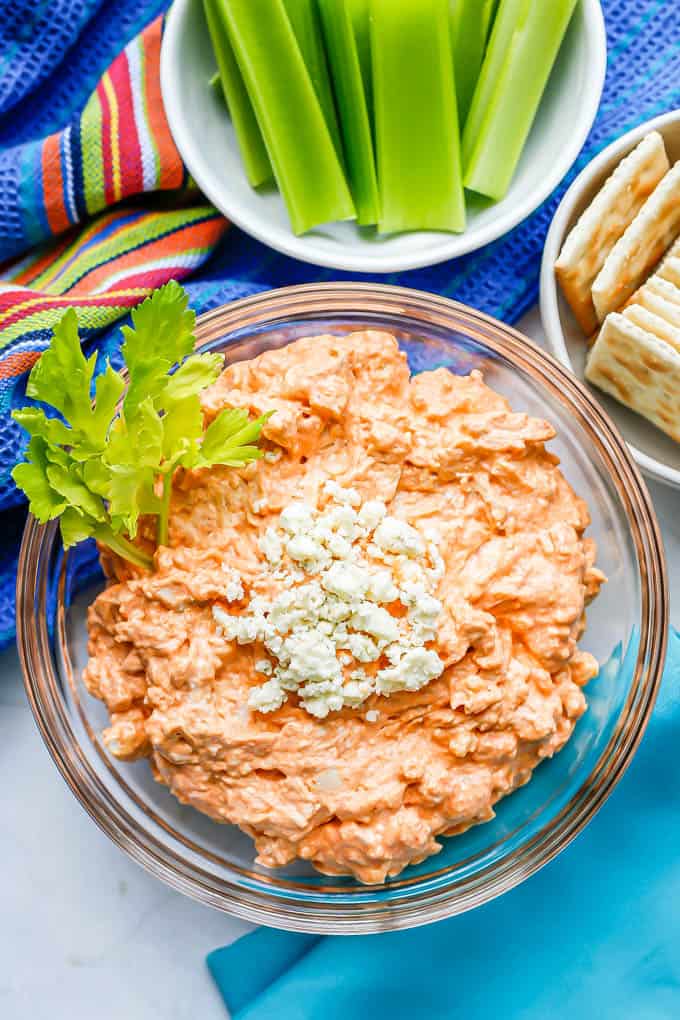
[0,0,678,651]
[0,0,168,145]
[0,0,105,118]
[207,636,680,1020]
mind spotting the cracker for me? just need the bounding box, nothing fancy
[592,161,680,322]
[555,132,669,334]
[657,255,680,289]
[659,235,680,261]
[624,250,680,309]
[640,275,680,309]
[585,313,680,442]
[623,303,680,353]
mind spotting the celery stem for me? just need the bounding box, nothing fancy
[204,0,273,187]
[462,0,578,200]
[158,473,173,549]
[94,527,153,571]
[216,0,355,234]
[318,0,379,225]
[371,0,465,233]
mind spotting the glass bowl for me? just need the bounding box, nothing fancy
[17,283,668,934]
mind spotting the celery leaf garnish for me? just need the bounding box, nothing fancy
[12,282,272,570]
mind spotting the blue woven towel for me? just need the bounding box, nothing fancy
[0,0,678,648]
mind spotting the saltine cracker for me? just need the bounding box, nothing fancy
[586,312,680,442]
[555,132,669,333]
[592,161,680,322]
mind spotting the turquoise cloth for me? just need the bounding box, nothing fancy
[208,629,680,1019]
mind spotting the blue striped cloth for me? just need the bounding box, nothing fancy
[0,0,678,647]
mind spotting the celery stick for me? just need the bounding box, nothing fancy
[282,0,343,162]
[461,0,524,173]
[318,0,379,225]
[203,0,272,188]
[346,0,372,121]
[450,0,498,127]
[462,0,578,200]
[216,0,355,234]
[371,0,465,234]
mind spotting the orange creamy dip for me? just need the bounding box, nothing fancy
[84,330,604,883]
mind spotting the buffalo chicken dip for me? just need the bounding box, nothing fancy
[84,330,604,883]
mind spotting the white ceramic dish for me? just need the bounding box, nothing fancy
[161,0,606,273]
[540,109,680,490]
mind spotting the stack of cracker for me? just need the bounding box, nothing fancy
[555,132,680,443]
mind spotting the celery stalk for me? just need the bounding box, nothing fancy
[460,0,524,174]
[450,0,498,127]
[371,0,465,234]
[318,0,379,225]
[346,0,372,121]
[216,0,355,234]
[282,0,343,162]
[462,0,578,200]
[203,0,272,187]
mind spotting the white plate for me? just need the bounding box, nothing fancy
[161,0,606,273]
[540,109,680,490]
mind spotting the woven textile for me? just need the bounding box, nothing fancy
[0,0,678,649]
[1,16,196,256]
[0,15,228,541]
[0,0,105,117]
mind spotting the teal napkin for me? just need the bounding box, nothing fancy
[208,629,680,1020]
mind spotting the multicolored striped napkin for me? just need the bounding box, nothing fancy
[0,16,226,364]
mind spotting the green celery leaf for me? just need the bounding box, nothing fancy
[25,309,98,432]
[82,458,112,497]
[100,397,164,536]
[129,397,164,469]
[19,314,124,461]
[199,410,271,466]
[12,407,74,447]
[43,443,71,469]
[106,464,160,537]
[90,361,125,446]
[45,462,106,522]
[221,446,265,467]
[66,361,126,462]
[11,437,67,523]
[161,393,204,465]
[10,283,270,571]
[121,282,196,415]
[81,458,160,518]
[60,507,96,548]
[204,407,249,438]
[163,352,224,403]
[106,397,163,470]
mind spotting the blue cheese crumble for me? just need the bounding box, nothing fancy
[212,482,446,718]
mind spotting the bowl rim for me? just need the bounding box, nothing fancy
[17,283,668,933]
[160,0,607,273]
[539,107,680,490]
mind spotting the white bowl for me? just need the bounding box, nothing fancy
[161,0,606,273]
[540,109,680,490]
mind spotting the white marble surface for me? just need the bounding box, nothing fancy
[1,309,678,1020]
